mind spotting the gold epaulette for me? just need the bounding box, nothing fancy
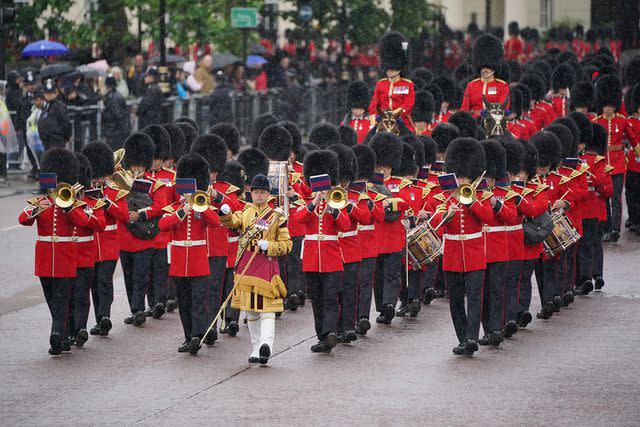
[481,191,493,202]
[503,188,519,201]
[595,155,605,163]
[470,77,481,83]
[162,204,176,213]
[616,113,627,118]
[391,177,412,190]
[520,187,534,197]
[401,77,413,83]
[559,169,583,185]
[290,172,302,184]
[604,164,615,173]
[226,184,241,194]
[152,179,166,192]
[293,199,306,207]
[161,166,176,177]
[115,189,129,201]
[534,183,548,197]
[374,192,387,202]
[421,186,433,198]
[433,193,446,202]
[73,200,87,208]
[358,192,370,202]
[495,78,507,84]
[93,199,106,210]
[435,203,447,213]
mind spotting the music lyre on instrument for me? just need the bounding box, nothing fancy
[267,161,290,219]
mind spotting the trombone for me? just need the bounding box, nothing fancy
[51,183,83,208]
[453,171,486,206]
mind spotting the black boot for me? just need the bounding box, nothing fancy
[611,230,620,242]
[579,280,594,295]
[259,344,270,365]
[478,334,491,346]
[166,299,178,313]
[503,320,518,338]
[133,311,146,327]
[75,329,89,348]
[356,317,371,335]
[464,339,478,355]
[189,337,201,356]
[594,276,605,290]
[423,287,437,305]
[395,303,408,317]
[452,342,466,355]
[203,328,218,346]
[228,321,239,337]
[408,299,421,317]
[48,332,62,355]
[519,311,533,327]
[383,303,395,324]
[99,317,112,336]
[552,295,562,312]
[152,302,165,319]
[89,324,100,336]
[178,340,190,353]
[490,330,504,347]
[562,292,574,306]
[287,294,300,311]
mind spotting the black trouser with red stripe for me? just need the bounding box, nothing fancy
[578,218,600,284]
[482,261,507,334]
[626,171,640,226]
[357,257,376,320]
[605,173,624,233]
[70,267,93,333]
[446,270,484,343]
[307,271,341,340]
[374,251,403,312]
[504,260,522,324]
[222,267,240,324]
[519,259,537,313]
[40,277,73,339]
[91,260,117,322]
[174,276,209,341]
[338,262,360,332]
[207,256,226,326]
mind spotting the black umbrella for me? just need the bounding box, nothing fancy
[38,63,75,79]
[212,53,241,69]
[148,54,187,64]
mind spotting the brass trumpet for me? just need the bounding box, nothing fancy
[109,148,134,191]
[189,190,211,213]
[52,183,83,208]
[454,171,486,206]
[326,186,348,210]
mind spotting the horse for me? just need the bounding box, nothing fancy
[481,94,510,137]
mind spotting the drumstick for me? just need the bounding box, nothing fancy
[558,189,571,200]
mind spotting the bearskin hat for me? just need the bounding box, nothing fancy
[520,73,546,101]
[623,55,640,87]
[454,62,475,83]
[348,81,370,110]
[553,117,580,148]
[175,122,198,153]
[209,123,240,156]
[506,60,523,82]
[250,114,278,147]
[279,121,302,154]
[190,134,227,173]
[531,131,561,168]
[412,90,435,123]
[558,51,578,64]
[309,123,340,149]
[445,137,485,180]
[409,67,433,86]
[393,142,417,177]
[432,123,460,153]
[552,63,577,91]
[508,21,519,36]
[297,142,319,163]
[41,148,79,185]
[419,135,438,165]
[448,111,477,138]
[509,85,524,117]
[303,150,340,186]
[338,125,357,147]
[369,131,403,170]
[425,83,443,112]
[517,84,532,111]
[75,152,92,189]
[402,134,425,167]
[629,84,640,115]
[258,124,292,162]
[481,139,507,179]
[472,33,504,73]
[327,144,358,183]
[161,124,186,161]
[546,123,576,159]
[587,123,608,155]
[141,124,171,160]
[571,82,595,110]
[237,147,269,183]
[433,76,456,103]
[173,117,199,132]
[521,140,538,177]
[595,74,623,112]
[176,153,210,191]
[530,61,552,90]
[123,133,155,170]
[352,144,376,181]
[502,139,524,176]
[568,112,594,144]
[218,160,246,190]
[378,31,410,72]
[81,141,114,179]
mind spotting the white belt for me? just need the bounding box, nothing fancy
[104,224,117,231]
[338,230,358,238]
[444,232,483,241]
[305,234,338,241]
[227,236,239,243]
[74,236,94,243]
[37,235,74,243]
[505,224,523,231]
[485,226,506,233]
[358,224,375,231]
[171,240,207,247]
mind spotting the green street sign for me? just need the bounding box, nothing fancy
[231,7,258,28]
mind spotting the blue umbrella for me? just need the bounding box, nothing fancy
[246,55,267,67]
[22,40,69,58]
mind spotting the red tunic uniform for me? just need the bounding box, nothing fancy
[580,154,613,221]
[556,164,589,236]
[504,37,524,62]
[377,177,411,254]
[507,120,530,140]
[592,114,640,175]
[359,187,386,260]
[74,198,106,268]
[94,185,130,262]
[369,77,416,132]
[550,94,570,118]
[295,199,351,272]
[461,77,510,118]
[529,102,553,129]
[118,178,168,252]
[339,190,373,264]
[346,116,374,144]
[627,116,640,174]
[159,201,220,277]
[513,181,549,260]
[145,168,176,250]
[19,198,92,277]
[482,186,519,263]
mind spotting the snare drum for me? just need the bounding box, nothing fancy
[543,211,581,257]
[406,223,443,269]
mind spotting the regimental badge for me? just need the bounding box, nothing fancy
[392,86,409,95]
[388,184,399,193]
[488,86,497,95]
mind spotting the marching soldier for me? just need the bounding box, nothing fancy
[411,90,437,136]
[625,85,640,235]
[82,142,130,336]
[570,82,596,121]
[461,33,510,118]
[210,122,241,160]
[158,153,221,355]
[520,73,553,129]
[295,150,351,353]
[550,63,577,118]
[19,148,91,355]
[342,81,373,144]
[433,76,457,124]
[369,32,415,132]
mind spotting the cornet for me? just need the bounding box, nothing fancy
[326,186,348,210]
[52,183,83,208]
[453,171,486,206]
[188,190,211,213]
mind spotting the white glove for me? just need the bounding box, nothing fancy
[220,204,231,215]
[258,240,269,251]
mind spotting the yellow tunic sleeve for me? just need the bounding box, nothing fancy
[266,216,292,257]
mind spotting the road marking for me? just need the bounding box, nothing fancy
[0,225,21,232]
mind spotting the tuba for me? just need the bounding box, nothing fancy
[326,186,348,210]
[109,148,134,191]
[52,183,83,208]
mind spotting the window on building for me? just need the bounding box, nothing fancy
[540,0,554,28]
